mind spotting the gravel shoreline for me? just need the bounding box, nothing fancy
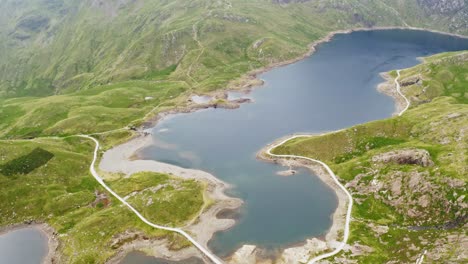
[0,26,465,264]
[99,134,242,262]
[97,26,464,263]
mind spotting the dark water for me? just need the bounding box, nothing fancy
[120,252,204,264]
[0,227,48,264]
[130,29,468,259]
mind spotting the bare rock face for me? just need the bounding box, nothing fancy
[400,75,422,87]
[372,149,434,167]
[417,0,466,14]
[280,238,327,264]
[109,230,146,249]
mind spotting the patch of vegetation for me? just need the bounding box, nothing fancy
[108,172,205,226]
[0,80,189,139]
[0,147,54,176]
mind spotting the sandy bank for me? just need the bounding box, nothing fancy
[99,133,242,262]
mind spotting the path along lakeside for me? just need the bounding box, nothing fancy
[78,135,224,264]
[260,69,408,263]
[79,69,409,264]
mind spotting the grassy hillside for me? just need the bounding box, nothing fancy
[1,1,467,263]
[0,135,204,263]
[1,0,467,140]
[273,51,468,262]
[0,0,467,98]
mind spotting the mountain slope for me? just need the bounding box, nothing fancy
[0,0,467,98]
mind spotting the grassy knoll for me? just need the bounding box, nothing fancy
[273,51,468,262]
[108,172,205,227]
[0,137,204,263]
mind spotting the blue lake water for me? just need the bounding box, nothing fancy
[0,227,48,264]
[136,29,468,258]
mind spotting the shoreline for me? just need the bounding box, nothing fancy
[255,134,349,263]
[225,26,468,95]
[140,25,467,133]
[92,26,461,263]
[0,223,60,264]
[378,72,407,116]
[99,133,242,262]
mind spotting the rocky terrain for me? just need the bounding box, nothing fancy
[273,51,468,263]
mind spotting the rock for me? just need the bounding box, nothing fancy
[417,0,465,14]
[109,231,140,249]
[418,194,431,208]
[230,245,257,264]
[91,190,110,208]
[400,76,421,87]
[446,112,462,119]
[253,38,266,49]
[276,169,297,176]
[391,178,402,196]
[350,243,374,256]
[372,149,434,167]
[369,224,389,235]
[280,238,327,264]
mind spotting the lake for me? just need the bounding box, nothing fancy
[0,227,48,264]
[134,29,468,258]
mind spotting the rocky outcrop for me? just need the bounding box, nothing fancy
[229,245,257,264]
[417,0,466,14]
[280,238,327,264]
[109,230,147,249]
[372,148,434,167]
[400,75,422,87]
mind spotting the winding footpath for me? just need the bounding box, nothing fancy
[266,134,353,264]
[265,70,409,263]
[78,135,223,264]
[78,70,409,264]
[395,70,410,116]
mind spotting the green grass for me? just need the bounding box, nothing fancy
[0,137,205,263]
[0,80,189,139]
[0,147,54,176]
[108,172,205,226]
[273,51,468,262]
